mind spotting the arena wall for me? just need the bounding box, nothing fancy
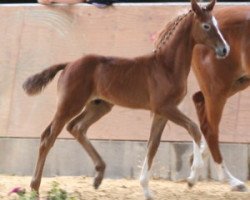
[0,3,249,180]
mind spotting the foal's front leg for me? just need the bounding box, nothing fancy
[67,100,113,189]
[140,114,167,200]
[157,106,204,187]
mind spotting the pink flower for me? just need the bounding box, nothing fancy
[8,187,26,196]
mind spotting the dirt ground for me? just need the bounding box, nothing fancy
[0,175,250,200]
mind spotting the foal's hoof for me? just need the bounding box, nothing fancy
[187,177,195,189]
[93,175,103,189]
[30,181,39,192]
[93,179,101,189]
[231,184,248,192]
[143,189,154,200]
[187,181,194,189]
[145,196,154,200]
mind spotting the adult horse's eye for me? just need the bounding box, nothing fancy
[202,23,211,31]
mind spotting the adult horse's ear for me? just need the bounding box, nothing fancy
[206,0,216,12]
[191,0,202,16]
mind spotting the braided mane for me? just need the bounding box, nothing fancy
[154,10,193,52]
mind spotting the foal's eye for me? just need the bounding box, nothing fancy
[202,23,211,31]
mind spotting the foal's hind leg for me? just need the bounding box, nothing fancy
[140,114,167,200]
[67,100,113,189]
[157,106,203,187]
[30,91,90,191]
[30,109,82,191]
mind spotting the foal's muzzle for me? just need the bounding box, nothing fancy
[215,44,230,59]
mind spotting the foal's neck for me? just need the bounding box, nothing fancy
[155,12,195,78]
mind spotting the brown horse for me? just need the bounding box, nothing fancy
[191,6,250,192]
[23,0,228,199]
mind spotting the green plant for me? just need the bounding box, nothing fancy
[18,191,37,200]
[47,181,76,200]
[9,182,78,200]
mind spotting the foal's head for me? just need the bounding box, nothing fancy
[191,0,230,58]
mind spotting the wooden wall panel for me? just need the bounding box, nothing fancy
[0,3,250,143]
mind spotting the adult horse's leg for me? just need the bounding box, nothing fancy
[140,114,167,200]
[193,91,247,191]
[67,100,113,189]
[157,106,203,187]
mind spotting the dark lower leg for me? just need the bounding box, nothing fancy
[31,120,64,191]
[67,100,113,189]
[147,115,167,169]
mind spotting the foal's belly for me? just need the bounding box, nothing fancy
[96,91,151,110]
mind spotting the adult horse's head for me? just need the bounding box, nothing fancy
[191,0,230,58]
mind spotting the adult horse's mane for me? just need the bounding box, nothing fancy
[154,10,193,52]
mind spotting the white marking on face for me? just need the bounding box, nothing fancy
[212,16,230,58]
[212,16,219,27]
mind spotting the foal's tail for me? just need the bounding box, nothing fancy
[23,63,68,96]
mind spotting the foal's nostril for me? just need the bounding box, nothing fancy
[222,47,227,55]
[215,46,229,59]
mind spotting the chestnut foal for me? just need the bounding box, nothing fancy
[23,0,228,199]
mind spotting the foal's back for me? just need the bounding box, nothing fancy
[58,54,155,109]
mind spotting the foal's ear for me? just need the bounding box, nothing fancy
[206,0,216,12]
[191,0,202,16]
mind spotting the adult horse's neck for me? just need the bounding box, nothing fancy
[155,12,195,79]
